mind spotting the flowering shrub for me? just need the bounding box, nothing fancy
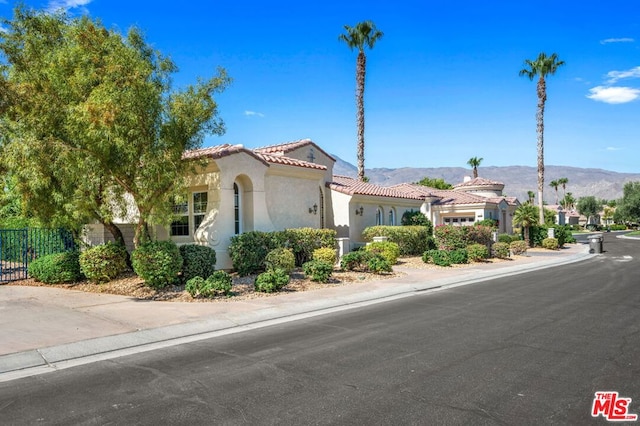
[492,242,510,259]
[467,243,489,262]
[510,240,528,255]
[434,225,467,251]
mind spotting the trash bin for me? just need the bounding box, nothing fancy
[589,235,603,254]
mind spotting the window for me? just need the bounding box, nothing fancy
[193,192,208,232]
[376,207,383,225]
[169,191,208,237]
[234,183,241,235]
[388,209,396,226]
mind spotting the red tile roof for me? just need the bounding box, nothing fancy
[328,176,425,200]
[255,153,327,170]
[254,138,336,161]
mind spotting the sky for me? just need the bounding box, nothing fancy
[1,0,639,174]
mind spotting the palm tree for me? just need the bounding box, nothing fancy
[519,52,565,224]
[513,204,539,247]
[549,179,559,204]
[561,192,576,210]
[467,157,483,178]
[339,21,384,181]
[558,177,568,200]
[527,190,535,204]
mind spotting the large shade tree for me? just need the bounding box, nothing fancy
[519,52,565,224]
[339,20,383,181]
[0,7,230,247]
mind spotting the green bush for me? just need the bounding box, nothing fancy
[79,242,128,283]
[475,218,498,229]
[362,225,432,256]
[312,247,337,265]
[28,251,82,284]
[449,248,468,264]
[422,250,451,267]
[467,243,489,262]
[497,233,513,243]
[492,242,510,259]
[185,271,233,298]
[510,240,528,255]
[542,237,559,250]
[264,247,295,274]
[367,255,392,274]
[131,240,183,289]
[609,224,627,231]
[340,251,368,271]
[229,231,278,276]
[254,268,290,293]
[364,241,400,265]
[434,225,467,251]
[278,228,337,266]
[401,210,433,230]
[303,260,334,283]
[179,244,217,284]
[466,225,494,246]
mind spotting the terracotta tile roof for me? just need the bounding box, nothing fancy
[328,176,424,200]
[389,183,439,198]
[486,196,520,206]
[254,138,336,161]
[454,177,504,188]
[256,153,327,170]
[429,189,490,205]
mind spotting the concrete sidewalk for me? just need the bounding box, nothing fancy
[0,243,592,381]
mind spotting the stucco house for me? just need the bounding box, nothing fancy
[85,139,521,269]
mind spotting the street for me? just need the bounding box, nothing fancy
[1,234,639,425]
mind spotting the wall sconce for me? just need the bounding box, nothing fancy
[308,204,318,215]
[355,206,364,216]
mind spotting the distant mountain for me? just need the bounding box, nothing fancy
[331,155,640,204]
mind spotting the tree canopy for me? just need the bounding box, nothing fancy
[415,176,453,190]
[577,196,599,225]
[0,7,230,245]
[614,181,640,224]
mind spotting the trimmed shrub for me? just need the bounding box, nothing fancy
[434,225,467,251]
[254,268,290,293]
[367,255,392,274]
[401,210,433,230]
[492,242,510,259]
[185,271,233,298]
[179,244,217,284]
[475,218,498,229]
[79,242,128,283]
[510,240,528,255]
[28,251,82,284]
[131,241,183,289]
[364,241,400,265]
[264,247,295,274]
[312,247,337,265]
[303,260,333,283]
[362,225,432,256]
[340,251,369,271]
[498,233,513,244]
[449,248,468,265]
[229,231,278,276]
[466,225,494,246]
[467,243,489,262]
[278,228,337,266]
[422,250,451,267]
[542,237,559,250]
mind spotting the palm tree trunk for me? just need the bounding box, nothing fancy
[356,51,366,181]
[536,77,547,224]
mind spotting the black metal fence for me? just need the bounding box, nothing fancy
[0,228,76,282]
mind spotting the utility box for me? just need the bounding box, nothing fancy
[589,235,603,254]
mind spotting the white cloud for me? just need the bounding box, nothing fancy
[605,66,640,84]
[46,0,92,13]
[605,146,622,151]
[244,110,265,118]
[587,86,640,104]
[600,37,635,44]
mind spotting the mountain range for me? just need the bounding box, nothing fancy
[332,156,640,205]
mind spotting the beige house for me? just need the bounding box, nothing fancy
[85,139,521,269]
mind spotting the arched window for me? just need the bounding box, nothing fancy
[376,207,384,225]
[388,208,396,226]
[234,183,241,234]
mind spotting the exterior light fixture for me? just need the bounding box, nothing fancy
[355,206,364,216]
[309,204,318,215]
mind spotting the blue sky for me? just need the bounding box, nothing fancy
[1,0,639,173]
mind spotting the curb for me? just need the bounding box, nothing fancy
[0,246,593,382]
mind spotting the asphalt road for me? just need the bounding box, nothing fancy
[1,234,638,425]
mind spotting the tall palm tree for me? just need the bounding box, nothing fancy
[513,203,539,247]
[549,179,559,204]
[558,177,568,200]
[339,20,384,181]
[467,157,483,178]
[519,52,565,224]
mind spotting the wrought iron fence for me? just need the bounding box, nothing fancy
[0,228,76,282]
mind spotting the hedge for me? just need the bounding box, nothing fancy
[362,225,433,256]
